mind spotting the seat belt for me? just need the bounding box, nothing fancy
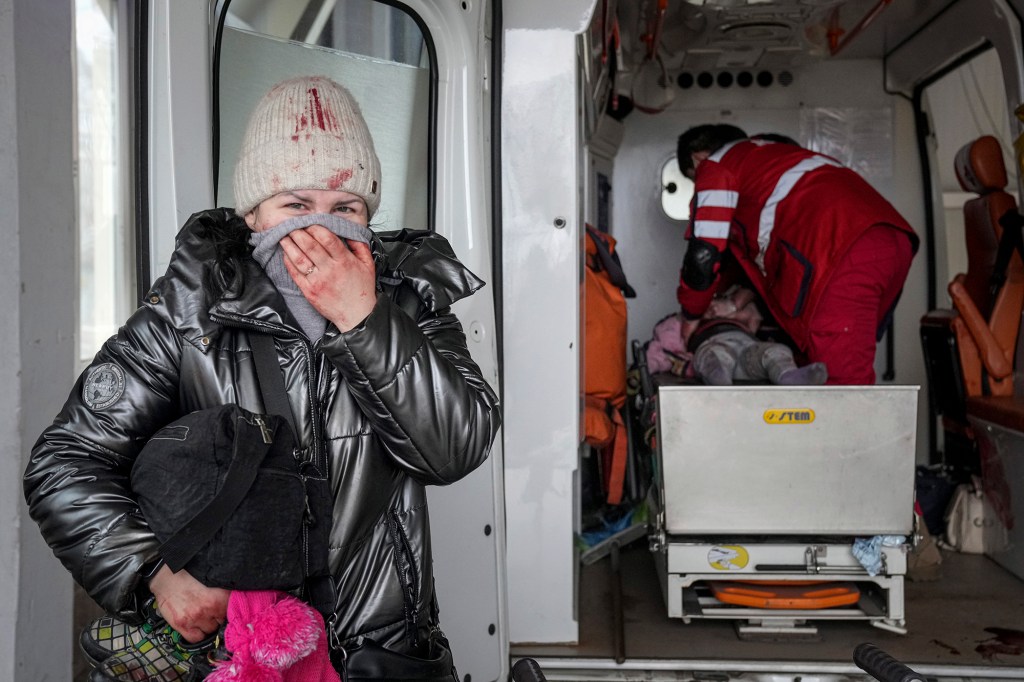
[988,209,1024,306]
[605,406,629,506]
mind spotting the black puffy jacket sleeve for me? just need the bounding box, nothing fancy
[321,231,501,485]
[24,307,183,617]
[323,295,500,485]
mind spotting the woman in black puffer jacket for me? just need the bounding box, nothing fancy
[23,75,500,675]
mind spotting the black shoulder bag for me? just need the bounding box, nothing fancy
[130,332,335,617]
[339,595,458,682]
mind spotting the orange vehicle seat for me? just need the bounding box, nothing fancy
[953,137,1016,316]
[947,135,1023,398]
[920,135,1023,474]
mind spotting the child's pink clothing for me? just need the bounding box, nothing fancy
[646,314,690,375]
[208,590,340,682]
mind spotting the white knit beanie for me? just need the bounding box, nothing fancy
[233,75,382,217]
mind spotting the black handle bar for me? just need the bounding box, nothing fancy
[853,643,925,682]
[510,657,547,682]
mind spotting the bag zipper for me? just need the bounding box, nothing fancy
[253,414,273,444]
[209,314,327,473]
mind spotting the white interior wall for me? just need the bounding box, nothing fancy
[610,59,930,461]
[2,0,76,679]
[927,49,1018,195]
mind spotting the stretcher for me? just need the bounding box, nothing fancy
[649,382,919,636]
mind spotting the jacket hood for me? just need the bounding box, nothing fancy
[373,227,486,311]
[145,209,486,350]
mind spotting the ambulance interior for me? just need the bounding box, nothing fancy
[38,0,1024,679]
[511,0,1024,678]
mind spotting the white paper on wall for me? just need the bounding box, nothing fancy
[800,106,894,181]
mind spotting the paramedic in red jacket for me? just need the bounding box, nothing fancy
[676,124,918,384]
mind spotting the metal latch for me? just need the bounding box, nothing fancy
[649,509,667,553]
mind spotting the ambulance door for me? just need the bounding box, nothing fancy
[147,1,506,679]
[501,0,600,646]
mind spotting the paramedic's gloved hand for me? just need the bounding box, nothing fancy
[148,564,229,642]
[280,225,378,332]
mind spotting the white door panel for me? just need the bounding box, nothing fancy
[148,0,214,283]
[501,0,600,646]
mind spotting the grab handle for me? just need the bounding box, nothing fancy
[510,657,547,682]
[853,643,925,682]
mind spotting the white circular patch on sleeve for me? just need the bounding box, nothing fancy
[82,363,126,410]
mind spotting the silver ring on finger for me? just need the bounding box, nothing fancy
[305,266,316,276]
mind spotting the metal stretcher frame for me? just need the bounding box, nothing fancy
[650,384,920,634]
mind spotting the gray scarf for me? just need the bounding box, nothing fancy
[249,214,374,340]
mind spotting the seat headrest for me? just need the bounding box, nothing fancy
[954,135,1008,194]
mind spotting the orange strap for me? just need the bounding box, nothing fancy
[605,407,629,505]
[949,276,1013,379]
[583,396,615,448]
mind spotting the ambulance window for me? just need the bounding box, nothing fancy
[661,156,694,221]
[920,48,1017,290]
[215,0,433,232]
[75,0,133,365]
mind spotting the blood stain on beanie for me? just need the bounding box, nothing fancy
[308,87,335,130]
[328,169,353,190]
[233,75,382,218]
[293,87,338,141]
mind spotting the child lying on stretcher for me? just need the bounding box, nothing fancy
[646,286,828,385]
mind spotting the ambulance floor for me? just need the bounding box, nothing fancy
[512,541,1024,675]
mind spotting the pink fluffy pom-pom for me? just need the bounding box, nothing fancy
[214,591,338,682]
[207,657,284,682]
[246,596,322,669]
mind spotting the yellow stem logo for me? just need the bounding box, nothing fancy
[763,408,815,424]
